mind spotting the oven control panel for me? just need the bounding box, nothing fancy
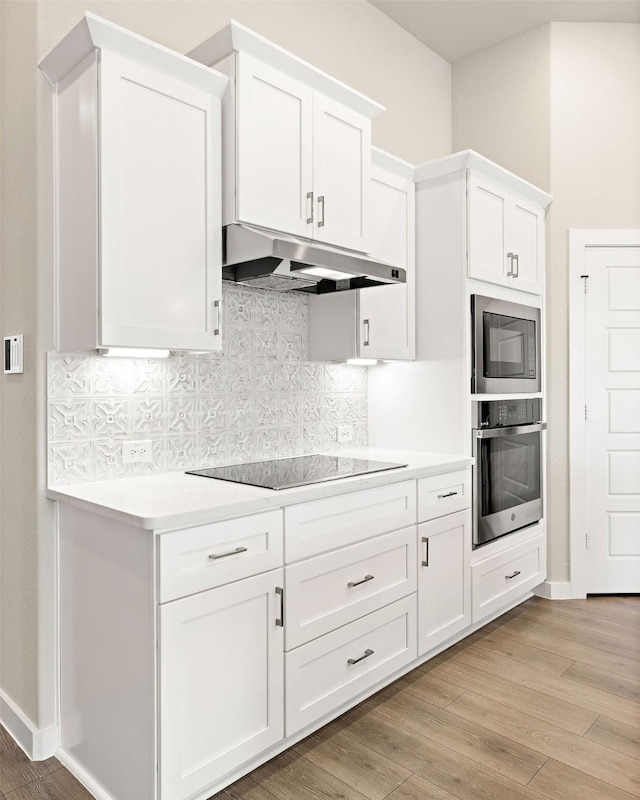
[476,398,542,428]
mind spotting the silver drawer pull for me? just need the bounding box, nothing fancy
[438,491,458,499]
[347,574,374,588]
[208,546,247,560]
[275,586,284,627]
[505,570,521,580]
[421,536,429,567]
[348,648,374,666]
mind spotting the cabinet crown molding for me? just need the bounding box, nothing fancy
[38,11,229,96]
[415,149,552,208]
[372,146,416,181]
[188,19,385,119]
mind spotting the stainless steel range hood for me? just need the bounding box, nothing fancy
[222,223,405,293]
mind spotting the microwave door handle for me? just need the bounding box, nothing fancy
[475,422,547,439]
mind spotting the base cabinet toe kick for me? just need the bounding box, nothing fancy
[56,465,546,800]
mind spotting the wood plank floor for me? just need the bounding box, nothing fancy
[1,596,638,800]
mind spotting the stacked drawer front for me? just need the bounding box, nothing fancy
[417,469,471,522]
[284,481,418,735]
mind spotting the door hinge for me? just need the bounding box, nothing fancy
[580,274,589,293]
[585,404,588,421]
[585,532,589,549]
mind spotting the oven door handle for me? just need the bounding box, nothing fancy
[475,422,547,439]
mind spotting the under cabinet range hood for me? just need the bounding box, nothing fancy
[222,223,405,293]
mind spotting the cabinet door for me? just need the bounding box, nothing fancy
[159,569,284,800]
[510,195,544,294]
[467,172,510,287]
[417,510,471,655]
[313,93,370,251]
[359,166,415,360]
[236,53,313,237]
[99,51,222,351]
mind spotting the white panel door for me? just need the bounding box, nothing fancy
[585,246,640,592]
[99,51,222,351]
[359,165,415,360]
[159,569,284,800]
[467,172,510,287]
[510,195,544,294]
[236,53,313,237]
[313,93,370,251]
[417,510,471,655]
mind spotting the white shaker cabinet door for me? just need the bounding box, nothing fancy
[467,173,510,288]
[313,93,370,252]
[417,510,471,655]
[236,53,313,237]
[159,569,284,800]
[509,195,544,294]
[99,51,223,351]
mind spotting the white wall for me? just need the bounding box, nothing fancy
[1,0,451,738]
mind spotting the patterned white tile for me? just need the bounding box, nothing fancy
[323,394,343,423]
[254,427,279,460]
[278,426,302,458]
[323,423,339,449]
[91,399,130,439]
[278,331,303,361]
[227,430,254,464]
[198,395,226,431]
[343,393,367,422]
[48,399,91,442]
[198,358,227,394]
[167,357,198,394]
[279,394,302,425]
[254,291,279,327]
[167,397,197,433]
[324,364,348,393]
[92,356,133,395]
[353,421,367,447]
[227,362,255,394]
[131,359,166,394]
[48,354,91,396]
[302,424,324,454]
[225,287,254,325]
[199,432,228,467]
[131,398,165,437]
[301,364,324,392]
[255,362,279,393]
[225,326,254,360]
[255,395,278,427]
[165,435,198,470]
[301,394,323,424]
[278,363,302,393]
[124,438,164,475]
[49,443,91,484]
[92,440,125,480]
[279,292,305,329]
[226,396,254,429]
[255,329,278,360]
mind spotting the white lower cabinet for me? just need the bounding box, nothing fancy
[159,569,284,800]
[417,510,471,655]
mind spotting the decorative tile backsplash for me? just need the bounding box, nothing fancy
[47,284,368,484]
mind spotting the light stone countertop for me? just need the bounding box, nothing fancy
[47,448,473,531]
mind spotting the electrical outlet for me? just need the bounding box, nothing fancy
[337,425,354,443]
[122,440,153,464]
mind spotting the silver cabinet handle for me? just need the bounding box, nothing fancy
[438,491,458,499]
[512,253,519,278]
[505,570,521,580]
[347,574,374,589]
[213,299,221,336]
[421,536,429,567]
[348,648,374,666]
[363,319,370,347]
[506,252,515,277]
[307,191,314,224]
[208,546,247,560]
[275,586,284,627]
[318,195,325,227]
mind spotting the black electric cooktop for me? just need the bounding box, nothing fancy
[186,454,407,490]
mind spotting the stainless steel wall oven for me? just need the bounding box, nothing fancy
[473,399,546,548]
[471,295,541,394]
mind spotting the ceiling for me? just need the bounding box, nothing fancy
[369,1,640,62]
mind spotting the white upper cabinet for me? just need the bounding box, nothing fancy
[39,13,228,353]
[309,148,415,362]
[188,20,382,253]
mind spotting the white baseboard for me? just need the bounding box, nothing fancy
[534,580,575,600]
[57,749,114,800]
[0,689,58,760]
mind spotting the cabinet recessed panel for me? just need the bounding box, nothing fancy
[609,452,640,494]
[119,79,207,332]
[468,177,508,285]
[609,329,640,372]
[609,390,640,433]
[608,267,640,311]
[609,514,640,556]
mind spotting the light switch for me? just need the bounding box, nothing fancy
[4,335,24,374]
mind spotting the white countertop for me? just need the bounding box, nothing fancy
[47,448,473,531]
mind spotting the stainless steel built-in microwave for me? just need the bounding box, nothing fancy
[471,295,541,394]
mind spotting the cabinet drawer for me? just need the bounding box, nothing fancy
[417,469,471,522]
[285,595,417,735]
[158,511,283,602]
[285,480,416,562]
[285,526,417,650]
[472,532,545,622]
